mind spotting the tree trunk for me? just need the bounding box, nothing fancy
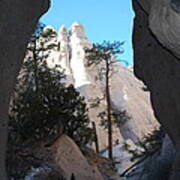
[105,60,113,160]
[33,39,39,94]
[92,121,99,153]
[0,1,49,179]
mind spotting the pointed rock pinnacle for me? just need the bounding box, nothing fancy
[58,25,68,42]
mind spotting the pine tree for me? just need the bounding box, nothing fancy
[9,24,94,147]
[85,41,124,159]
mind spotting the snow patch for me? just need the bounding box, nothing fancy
[123,86,129,101]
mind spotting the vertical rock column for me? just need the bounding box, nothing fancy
[46,25,73,84]
[70,22,92,88]
[57,25,71,75]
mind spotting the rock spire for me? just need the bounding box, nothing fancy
[46,22,92,88]
[57,25,71,75]
[70,22,92,88]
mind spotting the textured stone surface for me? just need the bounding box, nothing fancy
[50,135,103,180]
[171,0,180,13]
[136,0,150,12]
[149,0,180,58]
[70,22,92,88]
[45,22,158,151]
[136,0,180,59]
[57,25,71,75]
[132,0,180,179]
[0,1,50,179]
[133,0,180,146]
[77,62,159,151]
[109,64,158,141]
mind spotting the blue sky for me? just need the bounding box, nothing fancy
[41,0,134,65]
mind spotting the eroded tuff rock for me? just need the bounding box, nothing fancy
[149,0,180,58]
[136,0,180,58]
[70,22,92,88]
[50,135,103,180]
[133,0,180,179]
[44,22,158,151]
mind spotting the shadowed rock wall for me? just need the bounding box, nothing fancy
[132,0,180,179]
[133,0,180,147]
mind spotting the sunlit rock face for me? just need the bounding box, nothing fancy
[77,61,158,150]
[70,22,92,88]
[50,135,103,180]
[45,25,72,75]
[57,25,71,75]
[109,64,158,141]
[45,22,158,150]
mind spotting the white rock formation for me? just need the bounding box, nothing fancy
[45,25,72,75]
[57,25,71,75]
[45,23,93,87]
[44,22,159,151]
[70,22,92,88]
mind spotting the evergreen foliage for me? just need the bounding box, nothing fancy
[9,61,94,146]
[99,109,131,129]
[85,41,125,159]
[9,23,94,147]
